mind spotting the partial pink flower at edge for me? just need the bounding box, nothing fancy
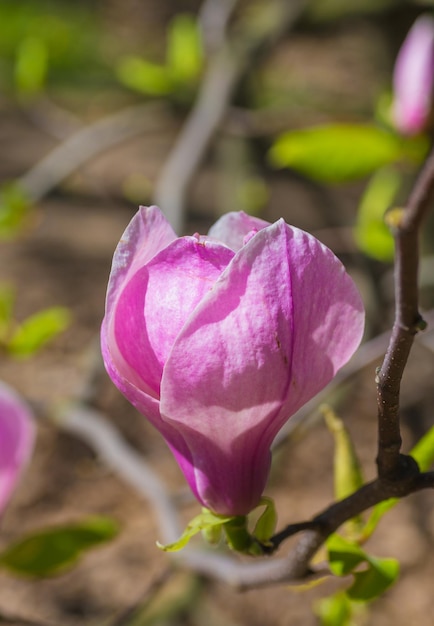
[0,382,35,514]
[102,206,365,516]
[393,15,434,135]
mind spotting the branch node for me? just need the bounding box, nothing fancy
[378,453,420,489]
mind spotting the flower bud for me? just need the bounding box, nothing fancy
[393,15,434,135]
[101,207,364,516]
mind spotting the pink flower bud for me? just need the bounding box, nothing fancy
[0,382,35,514]
[393,15,434,135]
[101,207,364,516]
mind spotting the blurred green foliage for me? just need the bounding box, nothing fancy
[0,183,31,238]
[116,13,203,100]
[0,0,111,92]
[354,167,399,262]
[269,124,428,183]
[0,283,70,358]
[0,516,118,577]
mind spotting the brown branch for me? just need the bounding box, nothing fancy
[248,149,434,588]
[376,149,434,478]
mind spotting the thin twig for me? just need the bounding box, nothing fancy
[376,148,434,478]
[52,403,182,545]
[17,102,169,204]
[154,0,306,233]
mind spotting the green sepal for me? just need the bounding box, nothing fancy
[157,510,233,552]
[253,496,277,543]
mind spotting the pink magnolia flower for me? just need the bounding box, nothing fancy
[393,15,434,135]
[0,382,35,514]
[101,207,364,516]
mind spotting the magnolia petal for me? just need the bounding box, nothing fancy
[113,237,234,395]
[208,211,270,252]
[161,220,294,513]
[271,224,365,438]
[393,15,434,135]
[0,382,35,514]
[102,206,176,397]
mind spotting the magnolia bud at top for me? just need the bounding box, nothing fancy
[0,382,35,514]
[393,15,434,135]
[101,207,365,516]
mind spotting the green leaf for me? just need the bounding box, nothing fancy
[253,496,277,543]
[166,14,202,84]
[315,592,353,626]
[0,183,30,238]
[157,510,233,552]
[360,426,434,541]
[116,57,173,96]
[348,556,399,601]
[360,498,398,542]
[0,283,15,341]
[7,306,71,357]
[0,516,118,578]
[323,406,364,502]
[354,168,399,261]
[409,424,434,472]
[268,124,424,183]
[14,37,48,96]
[327,534,366,576]
[327,534,399,601]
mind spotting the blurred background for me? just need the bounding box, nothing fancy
[1,0,434,624]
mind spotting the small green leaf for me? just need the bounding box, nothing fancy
[348,556,399,601]
[116,57,173,96]
[410,424,434,472]
[323,406,364,502]
[360,498,398,542]
[0,283,15,341]
[268,124,419,183]
[253,496,277,543]
[0,516,118,578]
[327,534,399,601]
[315,592,353,626]
[166,14,202,84]
[327,534,366,576]
[157,510,233,552]
[360,426,434,541]
[354,168,399,261]
[8,306,71,357]
[0,183,30,238]
[14,37,48,96]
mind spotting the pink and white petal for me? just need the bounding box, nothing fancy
[208,211,270,252]
[0,382,35,514]
[160,220,295,512]
[162,220,293,439]
[144,237,235,377]
[272,224,364,438]
[105,206,176,322]
[102,322,197,485]
[102,206,177,397]
[111,237,234,396]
